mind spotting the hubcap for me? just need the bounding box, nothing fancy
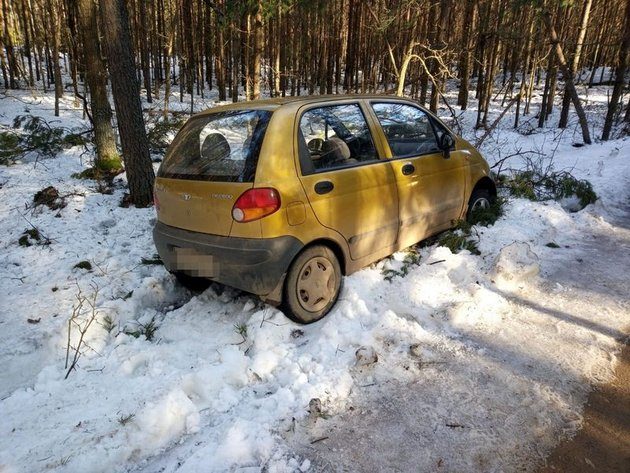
[472,197,490,211]
[296,256,336,313]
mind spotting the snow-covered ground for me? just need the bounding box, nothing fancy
[0,85,629,473]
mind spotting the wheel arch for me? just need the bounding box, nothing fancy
[471,176,497,199]
[300,238,348,275]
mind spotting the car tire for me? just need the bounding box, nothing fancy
[172,271,212,292]
[466,188,494,222]
[282,245,342,324]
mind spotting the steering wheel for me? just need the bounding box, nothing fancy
[307,138,325,154]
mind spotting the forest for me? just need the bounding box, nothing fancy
[1,0,628,205]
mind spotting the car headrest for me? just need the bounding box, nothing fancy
[322,136,351,160]
[200,133,231,160]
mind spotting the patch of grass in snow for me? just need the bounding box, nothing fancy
[233,323,248,344]
[124,316,158,341]
[18,234,32,247]
[73,260,93,271]
[18,227,49,247]
[117,413,135,426]
[140,254,163,265]
[102,315,117,334]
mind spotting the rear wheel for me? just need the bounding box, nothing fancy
[282,245,342,324]
[466,188,494,222]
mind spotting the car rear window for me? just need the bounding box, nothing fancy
[158,110,272,182]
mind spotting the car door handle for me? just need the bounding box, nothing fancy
[401,163,415,175]
[314,181,334,195]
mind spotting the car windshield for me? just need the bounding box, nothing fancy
[158,110,272,182]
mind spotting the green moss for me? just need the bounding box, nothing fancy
[72,164,122,181]
[95,154,123,173]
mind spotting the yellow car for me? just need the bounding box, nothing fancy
[153,95,495,323]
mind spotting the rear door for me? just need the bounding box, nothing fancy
[297,101,399,261]
[368,101,466,249]
[155,109,272,236]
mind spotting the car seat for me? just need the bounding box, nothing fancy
[319,136,355,168]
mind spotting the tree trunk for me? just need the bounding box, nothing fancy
[251,0,263,100]
[99,0,155,207]
[542,10,592,145]
[559,0,592,128]
[138,0,152,103]
[602,0,630,140]
[77,0,121,173]
[48,0,63,115]
[457,0,476,110]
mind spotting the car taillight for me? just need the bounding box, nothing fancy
[232,188,280,223]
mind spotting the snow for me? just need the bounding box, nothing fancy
[0,84,629,473]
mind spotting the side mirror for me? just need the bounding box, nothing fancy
[438,133,455,159]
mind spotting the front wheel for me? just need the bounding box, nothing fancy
[466,188,494,222]
[282,245,342,324]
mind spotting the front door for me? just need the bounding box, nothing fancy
[369,101,467,249]
[297,102,399,260]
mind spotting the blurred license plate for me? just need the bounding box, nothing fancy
[173,247,215,277]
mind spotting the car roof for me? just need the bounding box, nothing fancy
[194,94,416,116]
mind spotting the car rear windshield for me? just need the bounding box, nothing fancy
[158,110,272,182]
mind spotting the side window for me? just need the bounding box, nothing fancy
[430,117,452,147]
[299,104,379,173]
[372,103,440,158]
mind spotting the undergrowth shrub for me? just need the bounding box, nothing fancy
[382,196,505,281]
[147,116,186,154]
[437,221,481,255]
[382,250,421,282]
[499,170,597,210]
[1,115,89,165]
[468,196,505,226]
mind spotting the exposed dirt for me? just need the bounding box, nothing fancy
[538,341,630,473]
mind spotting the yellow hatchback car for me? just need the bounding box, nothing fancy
[153,95,495,323]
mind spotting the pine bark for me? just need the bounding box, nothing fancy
[602,0,630,140]
[251,0,263,100]
[542,10,592,145]
[48,0,63,115]
[99,0,154,207]
[76,0,121,172]
[559,0,592,128]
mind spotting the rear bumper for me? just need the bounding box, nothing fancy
[153,221,303,299]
